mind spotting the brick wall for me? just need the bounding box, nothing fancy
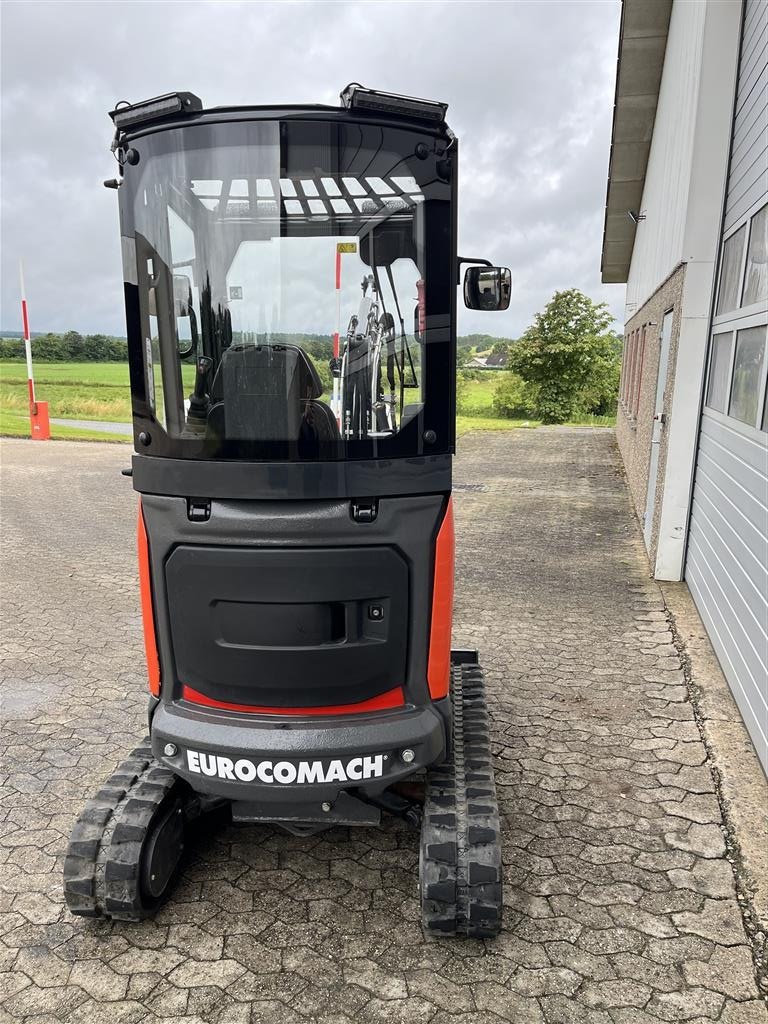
[616,263,686,566]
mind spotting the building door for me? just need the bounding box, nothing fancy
[685,0,768,776]
[644,310,674,550]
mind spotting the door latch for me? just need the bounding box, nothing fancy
[187,498,211,522]
[351,499,378,523]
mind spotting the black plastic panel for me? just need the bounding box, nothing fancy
[132,453,451,500]
[165,545,408,707]
[142,493,447,716]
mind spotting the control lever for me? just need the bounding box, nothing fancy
[186,356,213,432]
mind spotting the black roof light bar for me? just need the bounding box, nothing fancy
[108,87,447,138]
[340,83,448,125]
[109,92,203,132]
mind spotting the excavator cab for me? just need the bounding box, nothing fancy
[63,86,511,938]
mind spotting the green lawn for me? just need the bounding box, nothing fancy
[457,415,539,436]
[1,360,133,423]
[0,361,131,386]
[0,361,194,425]
[0,406,131,443]
[458,376,499,415]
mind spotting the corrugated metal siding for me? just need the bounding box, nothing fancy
[625,0,706,311]
[724,0,768,233]
[687,0,768,775]
[687,416,768,770]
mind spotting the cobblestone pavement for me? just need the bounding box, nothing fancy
[1,431,765,1024]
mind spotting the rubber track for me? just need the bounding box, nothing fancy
[63,741,185,921]
[420,663,503,938]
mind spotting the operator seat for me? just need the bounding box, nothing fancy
[206,344,339,449]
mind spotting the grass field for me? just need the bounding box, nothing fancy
[0,406,132,443]
[1,361,133,423]
[460,378,499,413]
[0,361,615,442]
[456,415,537,436]
[0,361,195,432]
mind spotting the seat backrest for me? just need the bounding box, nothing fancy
[216,344,322,441]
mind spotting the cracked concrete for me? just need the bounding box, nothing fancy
[1,430,766,1023]
[660,582,768,935]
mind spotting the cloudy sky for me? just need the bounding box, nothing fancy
[1,0,624,339]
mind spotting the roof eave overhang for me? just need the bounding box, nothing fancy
[600,0,673,284]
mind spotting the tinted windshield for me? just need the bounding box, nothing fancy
[121,118,454,460]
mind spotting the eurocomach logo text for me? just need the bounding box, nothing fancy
[185,750,385,784]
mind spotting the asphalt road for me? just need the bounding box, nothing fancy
[50,419,133,436]
[1,432,765,1023]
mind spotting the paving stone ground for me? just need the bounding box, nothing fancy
[1,430,765,1024]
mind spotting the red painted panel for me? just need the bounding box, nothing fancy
[427,498,454,700]
[138,502,161,697]
[181,684,406,716]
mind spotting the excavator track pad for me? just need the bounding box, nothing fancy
[63,741,195,921]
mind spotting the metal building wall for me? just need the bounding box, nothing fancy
[725,0,768,234]
[686,0,768,774]
[624,0,706,314]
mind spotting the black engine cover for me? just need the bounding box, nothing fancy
[139,492,446,712]
[166,544,408,707]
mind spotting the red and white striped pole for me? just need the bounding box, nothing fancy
[19,262,50,440]
[20,262,35,406]
[332,247,342,422]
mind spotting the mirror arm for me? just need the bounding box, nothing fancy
[456,256,492,286]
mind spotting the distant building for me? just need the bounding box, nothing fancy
[485,351,509,368]
[601,0,767,771]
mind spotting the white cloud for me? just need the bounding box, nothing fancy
[0,0,625,338]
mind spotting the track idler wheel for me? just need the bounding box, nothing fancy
[420,663,503,938]
[63,741,195,921]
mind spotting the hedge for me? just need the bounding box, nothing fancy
[0,332,128,362]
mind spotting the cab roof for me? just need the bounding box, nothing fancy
[110,87,453,144]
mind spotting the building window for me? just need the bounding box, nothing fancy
[626,330,637,409]
[621,331,631,407]
[729,326,767,427]
[743,203,767,308]
[705,197,768,434]
[706,333,734,413]
[716,224,747,315]
[634,325,646,414]
[619,325,648,420]
[620,332,629,405]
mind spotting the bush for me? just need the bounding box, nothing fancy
[492,372,539,419]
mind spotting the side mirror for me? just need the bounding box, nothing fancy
[173,276,197,360]
[173,274,193,317]
[147,275,193,317]
[463,266,511,311]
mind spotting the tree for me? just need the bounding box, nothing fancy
[508,289,618,424]
[579,330,623,416]
[492,372,538,419]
